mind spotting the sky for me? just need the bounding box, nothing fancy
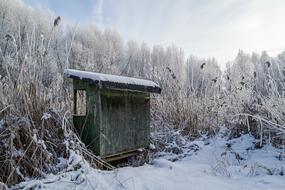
[23,0,285,66]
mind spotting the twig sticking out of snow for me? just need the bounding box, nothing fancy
[232,113,285,133]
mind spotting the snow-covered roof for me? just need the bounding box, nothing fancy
[64,69,161,93]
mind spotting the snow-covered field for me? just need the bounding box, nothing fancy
[17,130,285,190]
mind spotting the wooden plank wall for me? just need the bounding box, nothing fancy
[100,89,150,157]
[72,79,150,157]
[73,79,101,155]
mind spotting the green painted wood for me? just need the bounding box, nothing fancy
[73,79,101,155]
[100,89,150,157]
[72,79,150,158]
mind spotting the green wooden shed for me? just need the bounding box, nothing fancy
[64,69,161,161]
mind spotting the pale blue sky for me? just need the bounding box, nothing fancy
[24,0,285,65]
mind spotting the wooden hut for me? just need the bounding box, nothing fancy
[64,69,161,161]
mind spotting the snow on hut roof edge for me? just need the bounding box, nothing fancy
[64,69,161,93]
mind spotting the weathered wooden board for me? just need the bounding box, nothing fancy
[100,89,150,157]
[73,79,101,155]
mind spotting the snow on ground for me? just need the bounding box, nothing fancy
[16,129,285,190]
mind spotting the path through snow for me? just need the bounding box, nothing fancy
[17,130,285,190]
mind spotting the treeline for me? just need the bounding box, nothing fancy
[2,0,285,186]
[0,0,221,125]
[1,0,285,148]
